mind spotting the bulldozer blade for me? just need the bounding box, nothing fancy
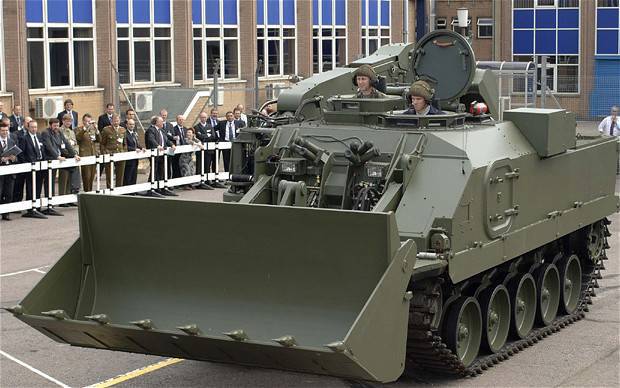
[11,194,417,382]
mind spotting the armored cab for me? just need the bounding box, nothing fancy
[8,31,619,382]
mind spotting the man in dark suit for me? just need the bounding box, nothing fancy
[123,118,143,186]
[193,111,220,189]
[160,109,177,183]
[97,103,115,131]
[121,108,137,129]
[0,121,18,220]
[9,105,25,134]
[145,115,176,196]
[171,114,187,179]
[217,111,239,173]
[18,121,47,219]
[40,118,80,215]
[233,108,246,129]
[56,99,79,128]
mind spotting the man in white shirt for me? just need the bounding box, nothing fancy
[598,106,619,137]
[235,104,248,126]
[598,106,619,174]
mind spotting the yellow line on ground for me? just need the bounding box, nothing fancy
[85,358,184,388]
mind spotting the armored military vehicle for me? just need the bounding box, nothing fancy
[8,31,618,382]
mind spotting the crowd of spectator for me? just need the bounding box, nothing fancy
[0,99,248,220]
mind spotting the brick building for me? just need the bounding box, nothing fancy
[0,0,618,123]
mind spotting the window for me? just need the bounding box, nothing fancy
[436,18,447,30]
[477,18,493,38]
[312,0,347,74]
[116,0,173,85]
[512,0,580,93]
[256,0,296,77]
[192,0,240,81]
[25,0,96,90]
[361,0,390,56]
[596,0,620,55]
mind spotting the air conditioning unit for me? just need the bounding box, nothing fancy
[34,96,64,119]
[268,83,288,99]
[207,90,225,106]
[129,91,153,112]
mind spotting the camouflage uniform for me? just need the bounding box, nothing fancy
[355,88,387,98]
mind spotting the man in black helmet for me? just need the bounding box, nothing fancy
[403,80,443,115]
[353,65,386,99]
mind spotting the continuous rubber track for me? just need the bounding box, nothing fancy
[405,223,610,377]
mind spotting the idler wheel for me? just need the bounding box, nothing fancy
[559,254,582,314]
[508,273,537,339]
[443,297,482,367]
[535,263,561,326]
[480,285,511,353]
[586,222,605,263]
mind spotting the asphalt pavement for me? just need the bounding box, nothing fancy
[1,181,618,388]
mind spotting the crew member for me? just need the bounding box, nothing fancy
[353,65,386,99]
[403,80,443,116]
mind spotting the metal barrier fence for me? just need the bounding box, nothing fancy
[0,142,232,215]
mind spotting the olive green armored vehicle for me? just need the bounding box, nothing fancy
[8,31,619,382]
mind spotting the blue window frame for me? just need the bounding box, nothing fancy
[313,0,347,73]
[511,0,580,93]
[596,2,620,55]
[361,0,390,56]
[26,0,96,90]
[257,0,297,77]
[192,0,240,81]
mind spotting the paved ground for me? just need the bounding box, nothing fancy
[1,179,618,388]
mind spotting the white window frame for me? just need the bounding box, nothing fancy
[257,0,298,79]
[594,1,620,56]
[26,0,97,91]
[312,0,348,74]
[0,0,5,92]
[361,0,391,56]
[536,0,556,7]
[511,0,581,94]
[477,18,494,38]
[117,0,174,86]
[193,0,240,82]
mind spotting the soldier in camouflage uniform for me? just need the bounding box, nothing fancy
[353,64,387,99]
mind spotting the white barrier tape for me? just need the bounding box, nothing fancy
[0,162,34,176]
[109,150,153,162]
[166,175,203,187]
[109,182,152,195]
[49,194,78,206]
[207,142,231,150]
[0,200,33,214]
[207,171,230,181]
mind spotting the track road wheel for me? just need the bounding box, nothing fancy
[559,255,582,314]
[508,273,536,339]
[535,263,560,326]
[444,297,482,367]
[480,285,511,353]
[586,222,605,264]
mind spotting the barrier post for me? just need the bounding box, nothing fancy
[163,148,169,190]
[95,155,101,193]
[110,155,115,191]
[30,162,37,210]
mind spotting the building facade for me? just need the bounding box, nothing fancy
[0,0,617,122]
